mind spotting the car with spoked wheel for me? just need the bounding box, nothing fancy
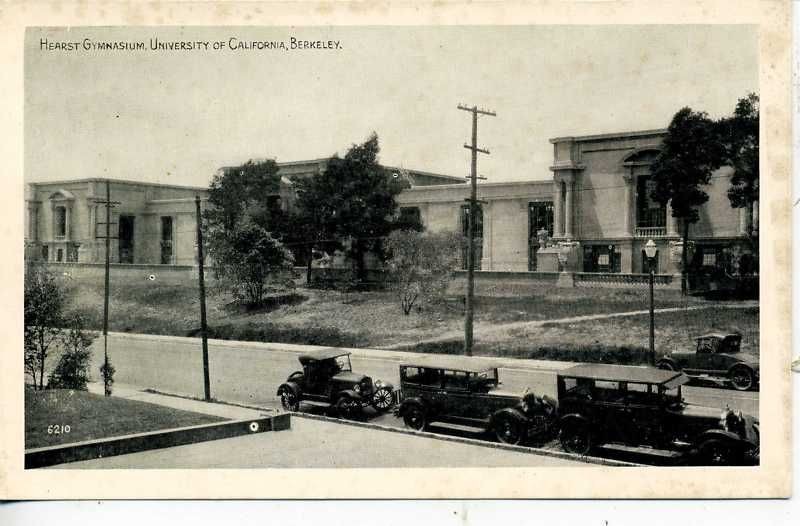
[394,358,558,445]
[556,364,759,465]
[276,350,395,417]
[656,332,759,391]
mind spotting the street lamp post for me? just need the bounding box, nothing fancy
[644,239,657,366]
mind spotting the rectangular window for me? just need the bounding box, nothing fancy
[56,248,63,262]
[41,245,49,261]
[703,252,717,266]
[636,176,666,228]
[460,204,483,270]
[402,367,442,387]
[399,206,422,229]
[583,245,619,273]
[160,216,173,265]
[442,370,470,390]
[55,207,67,239]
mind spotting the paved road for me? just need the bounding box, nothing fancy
[56,416,590,468]
[90,332,759,420]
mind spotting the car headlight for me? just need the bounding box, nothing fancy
[353,384,361,393]
[375,380,384,388]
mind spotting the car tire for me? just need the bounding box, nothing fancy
[335,395,360,419]
[494,415,523,445]
[278,386,300,412]
[371,387,395,412]
[729,366,754,391]
[560,421,592,455]
[403,405,427,431]
[698,438,741,466]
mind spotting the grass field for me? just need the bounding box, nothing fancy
[61,278,757,363]
[25,388,224,449]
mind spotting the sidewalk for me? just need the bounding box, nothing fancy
[87,382,270,420]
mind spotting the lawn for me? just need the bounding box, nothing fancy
[62,278,719,350]
[25,388,224,449]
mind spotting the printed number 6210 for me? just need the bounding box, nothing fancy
[47,424,71,434]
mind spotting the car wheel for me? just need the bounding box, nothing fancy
[494,415,523,445]
[657,361,675,371]
[560,422,592,455]
[403,406,427,431]
[278,386,299,412]
[699,439,741,466]
[371,387,395,412]
[335,395,360,419]
[729,366,754,391]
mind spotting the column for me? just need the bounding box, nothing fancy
[752,200,759,235]
[622,173,634,236]
[64,205,71,242]
[564,176,574,239]
[553,177,563,237]
[87,204,97,238]
[27,202,39,241]
[666,200,678,237]
[738,207,748,236]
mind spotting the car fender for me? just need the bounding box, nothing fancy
[489,407,527,431]
[726,362,755,376]
[335,389,365,403]
[374,380,395,392]
[276,381,301,398]
[559,413,591,429]
[397,397,427,416]
[656,357,679,371]
[695,429,750,448]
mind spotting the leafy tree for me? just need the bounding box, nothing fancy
[24,264,65,390]
[384,229,463,315]
[719,93,759,230]
[48,315,96,391]
[650,107,725,295]
[294,133,408,283]
[204,159,294,305]
[210,220,294,306]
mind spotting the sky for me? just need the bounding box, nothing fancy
[25,25,758,186]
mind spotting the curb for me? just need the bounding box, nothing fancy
[141,388,276,415]
[291,412,641,467]
[25,414,291,469]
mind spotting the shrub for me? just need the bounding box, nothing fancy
[47,316,96,391]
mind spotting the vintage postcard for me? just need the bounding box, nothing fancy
[0,1,792,499]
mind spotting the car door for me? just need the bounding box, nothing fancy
[440,370,472,420]
[403,367,446,416]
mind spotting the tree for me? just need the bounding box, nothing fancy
[209,220,294,306]
[24,264,66,390]
[719,93,759,240]
[204,159,294,305]
[650,107,725,295]
[48,315,96,391]
[384,229,463,315]
[294,133,408,283]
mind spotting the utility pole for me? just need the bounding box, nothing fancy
[96,180,120,396]
[457,103,496,356]
[195,196,211,401]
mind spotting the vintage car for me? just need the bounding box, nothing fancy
[394,358,557,445]
[656,332,759,391]
[276,349,395,416]
[557,364,759,465]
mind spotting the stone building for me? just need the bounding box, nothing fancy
[398,128,757,278]
[25,160,461,266]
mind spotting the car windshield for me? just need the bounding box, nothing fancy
[335,354,352,372]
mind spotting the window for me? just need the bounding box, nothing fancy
[583,245,621,273]
[402,367,441,387]
[636,176,666,228]
[702,252,717,266]
[55,206,67,239]
[398,207,422,229]
[460,204,483,270]
[41,245,49,261]
[56,248,63,262]
[442,370,470,390]
[160,216,173,264]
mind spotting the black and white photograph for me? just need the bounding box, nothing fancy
[0,0,793,501]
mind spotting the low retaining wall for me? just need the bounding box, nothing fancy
[42,262,208,286]
[25,414,290,468]
[449,270,680,295]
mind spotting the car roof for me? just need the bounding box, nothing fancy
[399,356,498,374]
[558,364,689,386]
[298,349,351,363]
[695,332,740,340]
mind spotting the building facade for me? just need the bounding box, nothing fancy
[25,160,461,266]
[398,129,757,277]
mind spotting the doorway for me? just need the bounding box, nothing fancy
[118,215,135,263]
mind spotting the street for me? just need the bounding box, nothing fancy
[90,332,759,419]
